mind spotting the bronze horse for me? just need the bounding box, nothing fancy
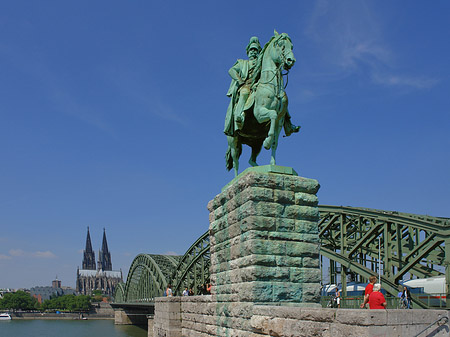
[226,32,297,176]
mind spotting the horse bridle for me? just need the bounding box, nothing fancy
[258,37,293,97]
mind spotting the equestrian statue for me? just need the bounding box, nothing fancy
[224,31,300,177]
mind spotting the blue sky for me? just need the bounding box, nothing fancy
[1,1,449,289]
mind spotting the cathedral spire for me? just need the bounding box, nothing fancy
[82,226,96,270]
[101,227,109,254]
[98,228,112,271]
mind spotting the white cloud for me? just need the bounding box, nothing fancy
[7,249,56,259]
[372,72,438,89]
[0,254,12,260]
[32,251,57,259]
[305,0,437,90]
[164,251,178,256]
[9,249,26,257]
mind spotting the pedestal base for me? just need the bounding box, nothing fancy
[208,166,321,305]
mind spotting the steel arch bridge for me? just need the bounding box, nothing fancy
[115,254,182,303]
[114,205,449,308]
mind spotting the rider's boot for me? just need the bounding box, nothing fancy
[285,121,300,136]
[235,113,245,130]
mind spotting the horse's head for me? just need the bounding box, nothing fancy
[270,32,296,70]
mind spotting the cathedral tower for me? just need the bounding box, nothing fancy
[82,227,96,270]
[76,227,122,297]
[98,228,112,271]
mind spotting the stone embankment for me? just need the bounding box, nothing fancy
[153,296,450,337]
[10,302,115,320]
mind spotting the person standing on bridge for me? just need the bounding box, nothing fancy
[368,284,387,309]
[401,286,412,309]
[165,284,173,297]
[360,275,377,308]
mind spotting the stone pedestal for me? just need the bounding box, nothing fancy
[153,297,182,337]
[207,165,321,305]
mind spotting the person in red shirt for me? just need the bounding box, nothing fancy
[360,275,377,308]
[369,283,387,309]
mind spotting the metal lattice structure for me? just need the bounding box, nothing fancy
[115,254,181,303]
[170,231,210,295]
[319,205,450,308]
[114,205,449,308]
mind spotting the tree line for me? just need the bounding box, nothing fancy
[0,291,92,312]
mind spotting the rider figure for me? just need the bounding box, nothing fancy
[224,36,261,137]
[224,36,300,137]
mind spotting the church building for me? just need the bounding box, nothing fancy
[76,227,123,297]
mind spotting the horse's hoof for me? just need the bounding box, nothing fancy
[263,138,272,150]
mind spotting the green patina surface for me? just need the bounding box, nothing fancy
[211,167,321,314]
[222,165,298,192]
[225,32,300,178]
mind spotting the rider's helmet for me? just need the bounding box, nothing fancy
[246,36,262,55]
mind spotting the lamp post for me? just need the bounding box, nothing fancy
[378,236,382,283]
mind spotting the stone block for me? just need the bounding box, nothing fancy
[238,281,273,302]
[250,315,285,336]
[254,201,284,218]
[301,283,321,303]
[276,255,303,268]
[286,241,319,257]
[238,266,289,282]
[411,309,449,324]
[244,238,286,256]
[232,254,277,268]
[283,176,320,194]
[282,318,330,337]
[295,220,319,234]
[242,186,274,202]
[275,218,295,232]
[336,309,387,326]
[329,323,369,337]
[303,256,320,268]
[386,309,413,325]
[242,215,276,232]
[295,192,319,206]
[284,205,320,221]
[274,189,295,204]
[290,267,321,283]
[273,282,303,302]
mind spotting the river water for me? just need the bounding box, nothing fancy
[0,319,147,337]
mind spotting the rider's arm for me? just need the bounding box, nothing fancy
[229,61,244,85]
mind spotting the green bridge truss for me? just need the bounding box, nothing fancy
[114,205,449,308]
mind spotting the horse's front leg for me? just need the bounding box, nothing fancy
[254,105,277,150]
[270,122,283,165]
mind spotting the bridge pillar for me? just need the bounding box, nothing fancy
[114,309,133,325]
[208,165,321,305]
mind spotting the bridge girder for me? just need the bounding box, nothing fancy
[319,205,450,308]
[114,205,449,309]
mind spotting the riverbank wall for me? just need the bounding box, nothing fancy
[9,302,115,320]
[153,296,450,337]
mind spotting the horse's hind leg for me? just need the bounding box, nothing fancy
[249,142,262,167]
[228,136,241,177]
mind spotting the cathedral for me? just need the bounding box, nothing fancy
[76,227,123,297]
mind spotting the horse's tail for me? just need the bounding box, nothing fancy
[226,146,233,171]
